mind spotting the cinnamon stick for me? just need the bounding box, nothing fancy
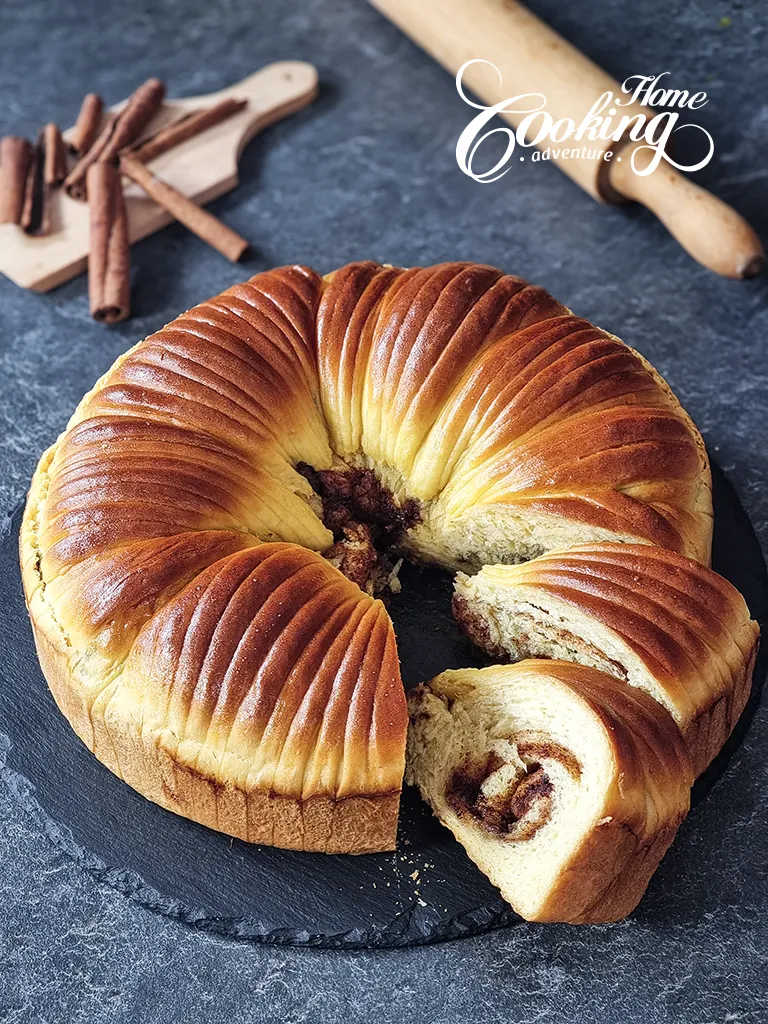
[21,135,44,234]
[43,123,68,187]
[0,136,33,224]
[120,153,249,262]
[21,124,68,236]
[87,162,131,323]
[131,97,247,164]
[65,78,166,200]
[63,110,118,200]
[103,78,166,154]
[69,93,104,155]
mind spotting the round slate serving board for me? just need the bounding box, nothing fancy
[0,462,765,949]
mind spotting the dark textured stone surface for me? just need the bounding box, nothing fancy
[0,0,766,1019]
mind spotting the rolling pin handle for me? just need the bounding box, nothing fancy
[609,143,765,279]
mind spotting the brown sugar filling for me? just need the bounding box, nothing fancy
[518,740,582,782]
[297,463,421,593]
[452,594,629,681]
[451,594,510,661]
[446,745,577,841]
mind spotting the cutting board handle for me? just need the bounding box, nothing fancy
[195,62,319,165]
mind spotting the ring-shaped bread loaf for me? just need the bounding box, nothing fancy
[22,261,743,868]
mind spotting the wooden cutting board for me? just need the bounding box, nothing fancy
[0,61,318,293]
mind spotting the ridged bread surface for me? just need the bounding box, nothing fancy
[317,262,712,567]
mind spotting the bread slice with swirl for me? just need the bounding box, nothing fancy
[453,543,759,775]
[407,662,693,924]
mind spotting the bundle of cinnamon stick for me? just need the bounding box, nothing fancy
[0,79,250,323]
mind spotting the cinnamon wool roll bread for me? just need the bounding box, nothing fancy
[22,260,738,871]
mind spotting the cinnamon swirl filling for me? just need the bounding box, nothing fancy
[446,740,581,841]
[297,463,421,593]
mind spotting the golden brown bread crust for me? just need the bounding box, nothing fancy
[407,662,693,924]
[20,267,408,852]
[22,260,717,860]
[453,543,759,775]
[120,545,406,797]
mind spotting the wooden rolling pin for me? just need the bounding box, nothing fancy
[370,0,764,279]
